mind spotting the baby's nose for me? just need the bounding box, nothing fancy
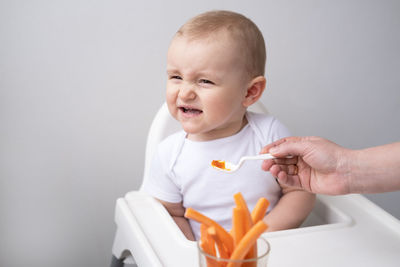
[178,85,196,100]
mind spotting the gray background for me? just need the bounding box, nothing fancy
[1,0,399,266]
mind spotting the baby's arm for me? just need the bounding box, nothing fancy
[263,184,315,231]
[157,199,195,241]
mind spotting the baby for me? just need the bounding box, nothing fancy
[141,10,315,240]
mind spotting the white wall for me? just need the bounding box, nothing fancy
[1,1,399,266]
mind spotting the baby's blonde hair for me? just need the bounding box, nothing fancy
[176,10,266,79]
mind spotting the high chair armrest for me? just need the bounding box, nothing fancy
[117,191,197,267]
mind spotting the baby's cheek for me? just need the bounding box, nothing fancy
[165,99,177,118]
[166,91,176,106]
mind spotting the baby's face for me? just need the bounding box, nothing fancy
[166,33,249,141]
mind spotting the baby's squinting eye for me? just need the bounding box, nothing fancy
[170,75,182,80]
[199,79,214,85]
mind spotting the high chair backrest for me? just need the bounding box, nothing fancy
[141,102,269,186]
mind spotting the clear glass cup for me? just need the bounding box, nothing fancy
[198,236,270,267]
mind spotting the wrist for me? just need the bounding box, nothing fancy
[337,148,357,194]
[344,148,372,194]
[348,142,400,193]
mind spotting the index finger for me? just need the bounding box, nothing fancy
[260,138,288,154]
[260,136,302,155]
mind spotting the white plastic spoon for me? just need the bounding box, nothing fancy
[211,153,278,173]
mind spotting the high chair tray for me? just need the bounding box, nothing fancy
[113,191,400,267]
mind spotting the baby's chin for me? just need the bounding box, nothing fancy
[184,128,228,142]
[181,125,200,135]
[182,127,209,141]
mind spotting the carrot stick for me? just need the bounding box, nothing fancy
[233,192,253,229]
[227,220,268,267]
[201,224,216,256]
[185,207,234,254]
[207,226,230,261]
[233,192,257,265]
[200,224,220,267]
[232,207,246,247]
[251,197,269,224]
[247,197,269,267]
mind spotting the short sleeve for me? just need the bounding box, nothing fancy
[140,145,183,203]
[270,118,291,142]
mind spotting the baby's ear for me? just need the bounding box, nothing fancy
[242,76,266,107]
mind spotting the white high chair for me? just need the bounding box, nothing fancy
[111,103,400,267]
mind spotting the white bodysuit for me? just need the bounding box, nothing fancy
[141,111,290,240]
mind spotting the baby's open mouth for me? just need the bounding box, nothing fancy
[179,107,202,115]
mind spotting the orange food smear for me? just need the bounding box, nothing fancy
[211,160,226,169]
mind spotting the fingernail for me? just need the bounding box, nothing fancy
[270,147,277,154]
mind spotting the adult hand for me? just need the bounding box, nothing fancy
[261,136,352,195]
